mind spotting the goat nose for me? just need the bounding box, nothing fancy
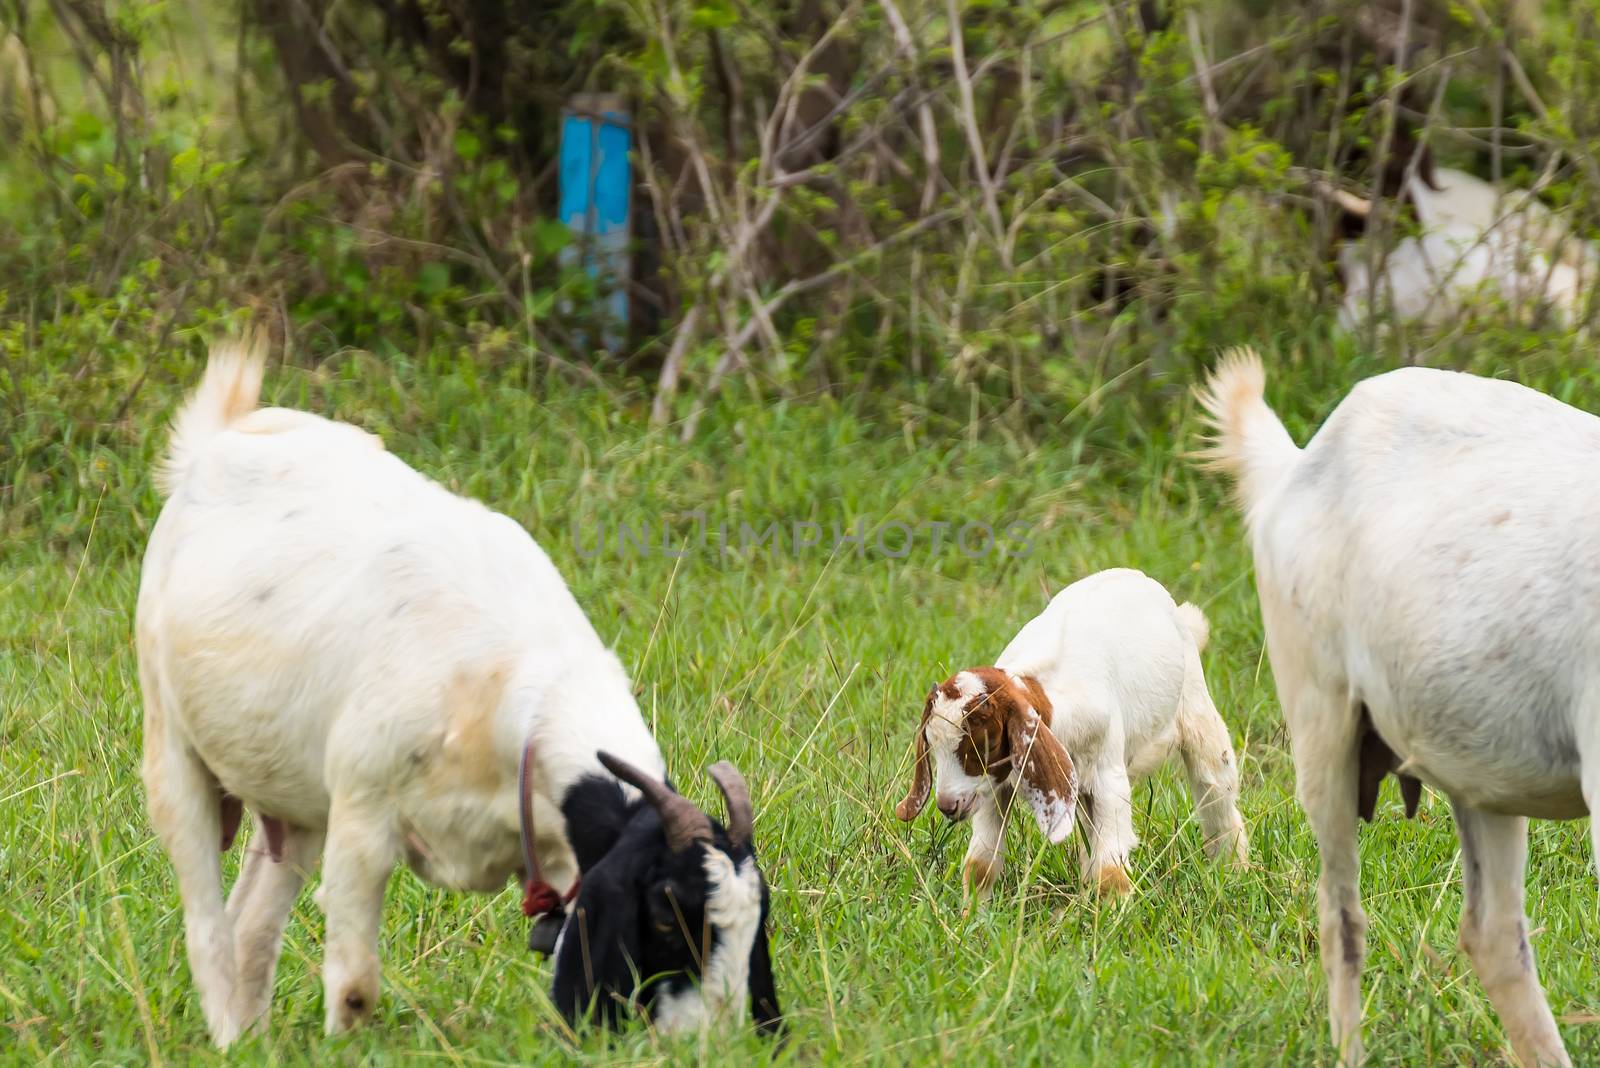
[937,797,962,820]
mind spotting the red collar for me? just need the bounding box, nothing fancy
[518,740,579,916]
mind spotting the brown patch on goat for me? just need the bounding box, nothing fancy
[955,668,1016,778]
[963,856,1000,894]
[1356,706,1422,822]
[431,662,514,791]
[1012,673,1054,725]
[1006,697,1077,817]
[1096,865,1133,897]
[941,668,1072,794]
[901,668,1076,830]
[941,669,1079,837]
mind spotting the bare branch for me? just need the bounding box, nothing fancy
[945,0,1007,262]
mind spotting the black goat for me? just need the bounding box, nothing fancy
[550,752,782,1033]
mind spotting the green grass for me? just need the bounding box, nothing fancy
[4,355,1600,1066]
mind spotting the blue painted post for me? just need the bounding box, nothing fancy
[558,93,631,353]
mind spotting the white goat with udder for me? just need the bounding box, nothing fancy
[137,340,779,1046]
[1201,348,1598,1068]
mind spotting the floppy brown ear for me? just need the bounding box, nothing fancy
[1004,699,1076,842]
[894,694,934,820]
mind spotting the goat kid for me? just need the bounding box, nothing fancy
[137,340,779,1045]
[894,569,1249,898]
[1201,349,1598,1067]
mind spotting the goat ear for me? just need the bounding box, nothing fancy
[552,862,642,1029]
[561,774,629,873]
[894,694,935,820]
[1005,702,1077,843]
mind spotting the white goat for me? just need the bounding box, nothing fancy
[1201,349,1596,1067]
[1338,167,1595,330]
[138,340,778,1045]
[895,569,1249,898]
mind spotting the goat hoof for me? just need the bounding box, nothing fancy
[325,977,377,1035]
[962,857,999,899]
[1095,866,1133,897]
[527,910,565,956]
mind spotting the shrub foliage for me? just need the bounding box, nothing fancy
[3,0,1598,540]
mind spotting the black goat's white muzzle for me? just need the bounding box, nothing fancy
[649,847,764,1033]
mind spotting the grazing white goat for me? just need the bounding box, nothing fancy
[1338,167,1595,330]
[138,340,778,1046]
[894,569,1249,898]
[1200,349,1596,1067]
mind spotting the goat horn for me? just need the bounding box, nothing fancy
[1311,177,1373,218]
[707,761,753,849]
[1332,188,1374,217]
[596,751,712,852]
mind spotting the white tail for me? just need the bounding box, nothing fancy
[1175,602,1210,652]
[158,336,267,497]
[1194,347,1301,522]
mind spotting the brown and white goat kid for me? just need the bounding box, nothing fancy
[894,569,1249,897]
[137,341,778,1046]
[1201,350,1600,1068]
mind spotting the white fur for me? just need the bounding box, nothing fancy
[650,851,761,1034]
[138,341,665,1045]
[930,569,1249,896]
[1339,167,1595,331]
[1201,349,1596,1067]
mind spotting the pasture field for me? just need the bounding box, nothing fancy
[4,352,1600,1066]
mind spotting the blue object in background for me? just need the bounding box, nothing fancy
[559,95,631,352]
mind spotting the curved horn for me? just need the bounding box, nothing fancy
[1312,177,1373,218]
[596,751,711,852]
[708,761,753,849]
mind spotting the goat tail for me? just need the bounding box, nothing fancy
[157,335,267,497]
[1194,347,1300,521]
[1174,602,1210,652]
